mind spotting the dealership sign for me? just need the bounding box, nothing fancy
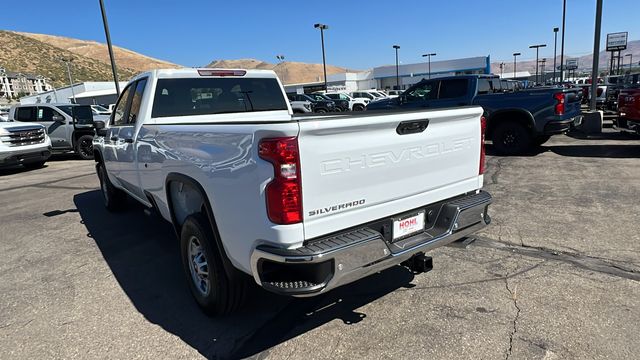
[606,32,628,51]
[566,59,578,70]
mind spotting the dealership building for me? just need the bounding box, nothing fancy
[284,55,492,94]
[19,81,128,105]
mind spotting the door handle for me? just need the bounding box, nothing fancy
[396,120,429,135]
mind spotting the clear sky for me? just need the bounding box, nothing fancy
[2,0,638,68]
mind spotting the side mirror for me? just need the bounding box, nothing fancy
[93,120,107,137]
[52,114,65,123]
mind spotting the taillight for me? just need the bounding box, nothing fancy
[259,137,302,224]
[554,92,565,115]
[479,116,486,175]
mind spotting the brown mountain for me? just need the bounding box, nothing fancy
[492,40,640,76]
[16,31,181,72]
[206,58,354,84]
[1,30,353,88]
[0,30,137,88]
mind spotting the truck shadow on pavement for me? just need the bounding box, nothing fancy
[74,190,416,359]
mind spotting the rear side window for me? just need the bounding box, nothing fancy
[16,107,36,122]
[477,79,491,94]
[438,79,468,99]
[112,85,134,126]
[152,78,288,118]
[128,79,148,124]
[405,81,437,102]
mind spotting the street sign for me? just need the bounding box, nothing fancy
[606,32,628,51]
[566,59,579,70]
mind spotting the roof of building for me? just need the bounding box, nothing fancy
[71,88,118,99]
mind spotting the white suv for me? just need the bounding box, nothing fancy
[323,92,368,111]
[351,90,388,102]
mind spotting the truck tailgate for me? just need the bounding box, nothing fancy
[297,107,484,240]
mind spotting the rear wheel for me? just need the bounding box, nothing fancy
[76,134,94,160]
[180,213,247,316]
[353,104,365,111]
[97,163,126,211]
[492,122,533,155]
[316,108,327,113]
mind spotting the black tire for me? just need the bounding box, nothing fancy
[180,213,247,316]
[23,161,46,169]
[534,135,551,146]
[76,134,94,160]
[316,108,327,113]
[97,163,126,211]
[492,122,533,155]
[353,104,365,111]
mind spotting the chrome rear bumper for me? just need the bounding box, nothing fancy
[250,190,492,296]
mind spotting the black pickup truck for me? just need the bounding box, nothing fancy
[367,75,582,154]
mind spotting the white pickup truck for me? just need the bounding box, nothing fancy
[92,68,492,315]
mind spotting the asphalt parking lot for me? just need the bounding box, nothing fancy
[1,129,639,359]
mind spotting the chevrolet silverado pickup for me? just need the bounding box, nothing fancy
[0,119,51,169]
[367,75,582,154]
[92,68,492,315]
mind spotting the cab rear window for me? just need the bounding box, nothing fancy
[151,78,288,118]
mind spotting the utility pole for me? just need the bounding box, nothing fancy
[60,58,76,103]
[529,44,547,85]
[560,0,567,83]
[314,23,329,91]
[590,0,603,111]
[99,0,120,96]
[553,27,559,84]
[421,53,436,79]
[393,45,401,89]
[499,62,505,77]
[513,52,521,79]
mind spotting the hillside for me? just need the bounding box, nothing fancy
[16,31,181,72]
[491,40,640,75]
[0,30,137,88]
[206,58,354,84]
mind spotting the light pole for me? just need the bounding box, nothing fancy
[540,58,547,84]
[314,23,329,91]
[529,44,547,85]
[393,45,401,89]
[99,0,120,96]
[513,52,521,79]
[625,54,633,72]
[589,0,603,111]
[59,57,76,103]
[499,62,505,77]
[421,53,436,79]
[553,27,559,84]
[560,0,567,83]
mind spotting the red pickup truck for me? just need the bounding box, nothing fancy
[617,86,640,135]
